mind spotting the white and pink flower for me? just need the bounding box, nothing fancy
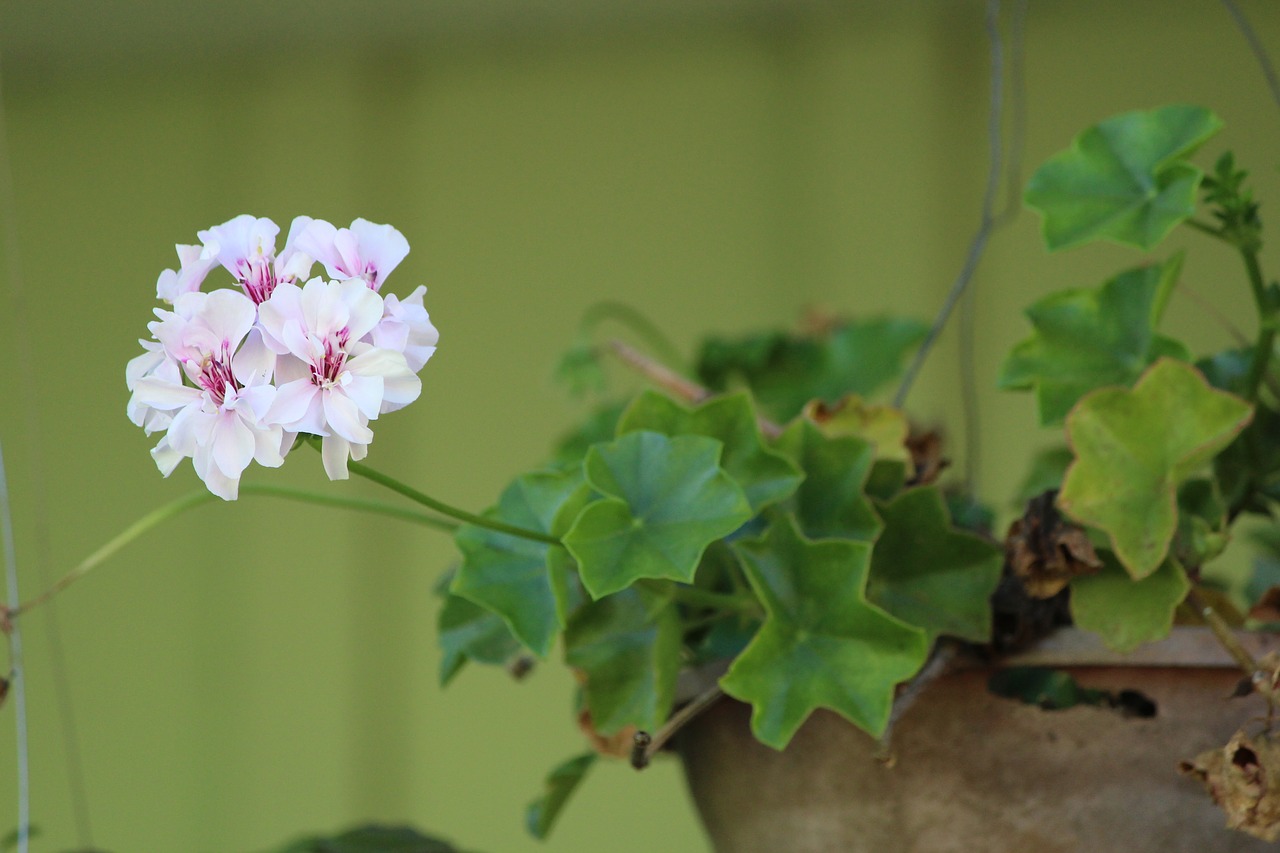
[295,217,409,291]
[130,289,284,500]
[129,215,436,498]
[258,278,421,480]
[198,214,315,304]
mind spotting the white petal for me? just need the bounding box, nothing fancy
[343,373,386,420]
[210,411,256,479]
[350,218,409,287]
[321,434,351,480]
[322,390,374,443]
[267,379,322,431]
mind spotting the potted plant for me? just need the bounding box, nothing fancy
[6,78,1280,853]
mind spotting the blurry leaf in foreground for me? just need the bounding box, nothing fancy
[525,753,597,841]
[265,824,469,853]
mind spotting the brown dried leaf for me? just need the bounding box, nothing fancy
[905,429,948,486]
[1004,491,1103,599]
[576,708,638,760]
[1249,587,1280,623]
[1180,729,1280,842]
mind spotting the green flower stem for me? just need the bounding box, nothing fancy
[8,490,213,619]
[1240,247,1275,401]
[1187,216,1272,401]
[7,483,459,621]
[239,484,458,532]
[637,578,761,616]
[1184,584,1280,705]
[344,458,561,546]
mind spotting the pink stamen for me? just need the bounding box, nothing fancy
[237,256,277,304]
[196,343,239,406]
[309,328,351,387]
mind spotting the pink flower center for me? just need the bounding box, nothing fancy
[310,328,351,388]
[195,343,239,406]
[237,256,278,304]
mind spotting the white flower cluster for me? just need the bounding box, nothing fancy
[127,215,438,499]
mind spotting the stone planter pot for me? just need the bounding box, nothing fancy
[677,628,1280,853]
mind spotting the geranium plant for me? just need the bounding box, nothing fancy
[6,102,1280,848]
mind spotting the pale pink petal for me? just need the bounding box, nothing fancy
[210,410,256,479]
[232,328,277,386]
[350,218,409,288]
[322,391,374,443]
[294,219,343,279]
[321,434,352,480]
[200,289,257,346]
[132,377,202,411]
[267,379,323,431]
[342,280,384,339]
[342,373,386,420]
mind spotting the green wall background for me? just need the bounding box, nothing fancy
[0,1,1277,850]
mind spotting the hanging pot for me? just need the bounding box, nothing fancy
[677,628,1280,853]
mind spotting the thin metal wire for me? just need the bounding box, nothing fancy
[0,441,29,853]
[0,45,95,847]
[893,0,1006,411]
[1222,0,1280,111]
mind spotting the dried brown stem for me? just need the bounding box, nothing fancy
[604,338,783,439]
[876,640,961,765]
[631,683,724,770]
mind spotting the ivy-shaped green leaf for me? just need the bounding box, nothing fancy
[563,431,752,599]
[525,753,597,841]
[866,485,1003,643]
[695,317,928,421]
[998,256,1190,425]
[1214,402,1280,516]
[720,516,929,748]
[1059,358,1253,579]
[549,401,625,471]
[452,469,583,658]
[773,418,881,541]
[564,586,681,734]
[616,390,802,512]
[1025,105,1223,251]
[437,589,523,686]
[1070,551,1189,652]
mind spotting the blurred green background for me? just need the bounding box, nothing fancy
[0,1,1277,850]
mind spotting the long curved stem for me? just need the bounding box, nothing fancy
[7,483,459,620]
[344,459,560,546]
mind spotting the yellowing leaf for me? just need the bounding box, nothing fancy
[1058,359,1252,579]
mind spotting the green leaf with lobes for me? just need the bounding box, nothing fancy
[1069,551,1189,652]
[436,586,523,686]
[720,515,929,749]
[695,317,928,421]
[772,418,882,541]
[451,469,584,658]
[866,485,1004,644]
[563,431,753,599]
[1058,358,1253,580]
[616,390,802,512]
[563,585,681,735]
[1025,104,1223,251]
[998,256,1189,425]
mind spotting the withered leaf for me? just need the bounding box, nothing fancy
[1180,729,1280,842]
[1005,491,1103,599]
[1249,586,1280,623]
[576,708,638,760]
[905,429,948,486]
